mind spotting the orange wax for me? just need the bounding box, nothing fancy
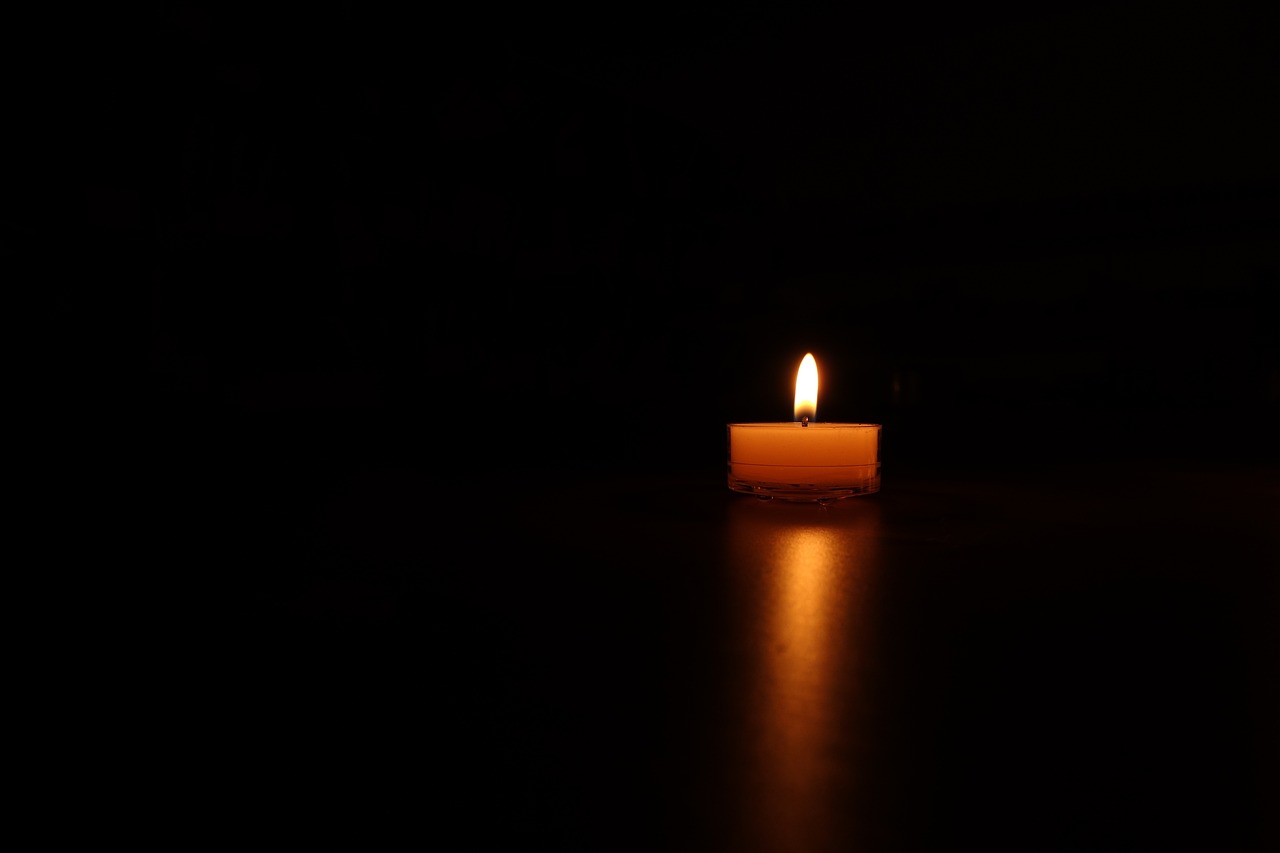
[727,422,880,491]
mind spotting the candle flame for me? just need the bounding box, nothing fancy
[794,353,818,422]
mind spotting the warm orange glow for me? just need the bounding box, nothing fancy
[794,352,818,421]
[723,498,884,852]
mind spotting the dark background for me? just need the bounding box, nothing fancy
[121,4,1278,846]
[129,2,1278,484]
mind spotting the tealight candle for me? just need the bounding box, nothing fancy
[727,353,881,501]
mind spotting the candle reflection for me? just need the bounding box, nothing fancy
[726,500,882,853]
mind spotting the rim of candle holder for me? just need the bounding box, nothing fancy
[726,474,881,502]
[725,422,882,429]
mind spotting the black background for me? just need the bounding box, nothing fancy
[129,2,1279,484]
[121,4,1278,846]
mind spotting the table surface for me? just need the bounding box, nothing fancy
[184,460,1279,851]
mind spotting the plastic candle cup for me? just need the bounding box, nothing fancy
[727,353,881,502]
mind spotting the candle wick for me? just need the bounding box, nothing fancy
[801,416,809,428]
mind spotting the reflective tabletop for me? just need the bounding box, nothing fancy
[184,461,1279,851]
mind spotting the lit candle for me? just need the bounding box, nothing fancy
[727,353,881,501]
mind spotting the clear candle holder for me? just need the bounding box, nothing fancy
[726,422,881,502]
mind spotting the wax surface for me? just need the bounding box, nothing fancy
[727,423,880,488]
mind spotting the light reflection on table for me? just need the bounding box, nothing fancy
[725,497,884,853]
